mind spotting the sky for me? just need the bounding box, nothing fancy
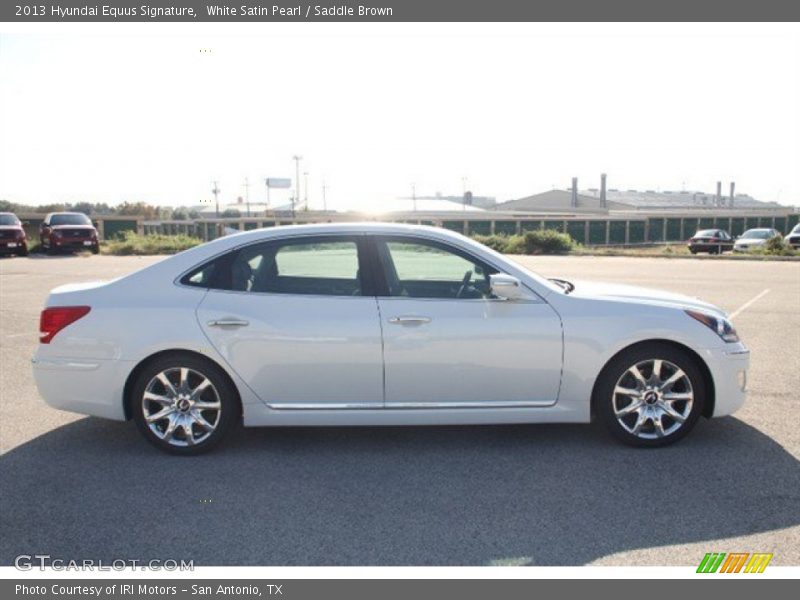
[1,23,799,212]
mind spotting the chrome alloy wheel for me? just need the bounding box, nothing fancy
[141,367,222,447]
[612,358,694,440]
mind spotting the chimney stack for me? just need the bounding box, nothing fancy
[571,177,578,208]
[600,173,607,208]
[729,182,735,208]
[716,181,722,207]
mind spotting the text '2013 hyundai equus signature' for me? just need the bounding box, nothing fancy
[32,224,749,454]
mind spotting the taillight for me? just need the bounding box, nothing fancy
[39,306,91,344]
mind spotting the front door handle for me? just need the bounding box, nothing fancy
[388,316,431,325]
[207,319,249,327]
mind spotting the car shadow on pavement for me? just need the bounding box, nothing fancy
[1,417,798,566]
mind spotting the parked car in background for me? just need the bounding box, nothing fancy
[32,223,749,455]
[0,212,28,256]
[39,212,99,254]
[687,229,734,254]
[733,228,782,252]
[784,223,800,249]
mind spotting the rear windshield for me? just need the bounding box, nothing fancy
[694,230,718,237]
[50,214,91,226]
[0,214,20,226]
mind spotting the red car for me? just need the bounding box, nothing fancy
[0,212,28,256]
[40,212,99,254]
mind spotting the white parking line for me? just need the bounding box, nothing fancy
[729,288,771,320]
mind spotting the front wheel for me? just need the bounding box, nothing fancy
[595,342,705,447]
[131,354,240,455]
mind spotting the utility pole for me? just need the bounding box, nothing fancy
[322,178,328,212]
[292,155,302,218]
[264,178,270,209]
[244,177,251,217]
[462,176,468,211]
[303,171,309,210]
[212,181,220,218]
[412,183,417,212]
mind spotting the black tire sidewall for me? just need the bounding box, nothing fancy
[131,354,240,455]
[596,342,705,448]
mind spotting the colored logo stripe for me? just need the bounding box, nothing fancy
[697,552,773,573]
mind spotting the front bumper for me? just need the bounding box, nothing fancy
[701,343,750,417]
[51,237,97,249]
[32,355,132,421]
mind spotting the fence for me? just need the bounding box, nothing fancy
[18,211,797,246]
[143,211,800,247]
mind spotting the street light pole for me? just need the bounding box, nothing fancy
[322,178,327,212]
[244,177,251,217]
[212,181,220,218]
[303,171,309,210]
[411,183,417,212]
[292,155,302,219]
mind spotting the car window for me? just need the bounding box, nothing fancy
[377,238,495,299]
[182,237,363,297]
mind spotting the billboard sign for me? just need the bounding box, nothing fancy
[266,178,291,189]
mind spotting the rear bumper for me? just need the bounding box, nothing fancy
[0,240,26,252]
[32,355,132,421]
[702,344,750,417]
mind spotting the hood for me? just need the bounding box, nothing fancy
[734,237,766,246]
[567,279,725,316]
[50,224,96,231]
[0,226,23,232]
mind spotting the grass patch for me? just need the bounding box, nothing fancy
[101,231,203,255]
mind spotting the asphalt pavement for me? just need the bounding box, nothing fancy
[0,253,798,566]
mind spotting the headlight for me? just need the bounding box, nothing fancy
[686,310,739,343]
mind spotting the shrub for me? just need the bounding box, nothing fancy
[101,231,202,256]
[522,229,575,254]
[761,235,796,256]
[472,234,513,253]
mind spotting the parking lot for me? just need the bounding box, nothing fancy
[0,253,798,566]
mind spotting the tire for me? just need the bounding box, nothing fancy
[131,354,241,455]
[18,246,28,257]
[91,243,99,255]
[595,342,705,448]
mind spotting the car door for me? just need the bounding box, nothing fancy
[373,236,563,407]
[194,235,384,408]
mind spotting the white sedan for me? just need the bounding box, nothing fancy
[32,223,749,454]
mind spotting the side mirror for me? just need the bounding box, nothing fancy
[490,273,524,300]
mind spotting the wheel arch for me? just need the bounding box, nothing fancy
[590,339,715,420]
[122,349,242,420]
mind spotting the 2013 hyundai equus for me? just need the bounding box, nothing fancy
[32,224,749,454]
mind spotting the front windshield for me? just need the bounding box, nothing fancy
[0,214,20,226]
[741,230,770,239]
[792,224,800,234]
[50,213,91,226]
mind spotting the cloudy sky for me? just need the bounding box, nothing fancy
[1,23,798,211]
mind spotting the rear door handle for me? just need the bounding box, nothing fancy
[388,316,431,325]
[207,319,249,327]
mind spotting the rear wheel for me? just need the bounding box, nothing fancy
[132,354,240,455]
[596,342,705,447]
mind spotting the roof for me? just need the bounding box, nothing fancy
[495,189,624,212]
